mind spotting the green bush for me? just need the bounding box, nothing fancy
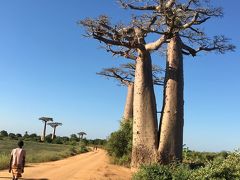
[133,163,190,180]
[190,151,240,179]
[133,151,240,180]
[106,119,132,166]
[79,144,88,153]
[0,130,8,137]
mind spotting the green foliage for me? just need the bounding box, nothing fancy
[8,133,16,139]
[133,150,240,180]
[70,134,78,141]
[79,144,89,153]
[183,146,229,170]
[133,164,190,180]
[45,134,53,143]
[91,138,107,146]
[190,151,240,180]
[106,119,132,166]
[0,130,8,137]
[53,137,63,144]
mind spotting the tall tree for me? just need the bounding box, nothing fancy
[48,122,62,140]
[39,117,53,141]
[77,132,87,140]
[120,0,235,164]
[81,0,234,167]
[80,12,171,167]
[97,63,163,121]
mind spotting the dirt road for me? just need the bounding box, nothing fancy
[0,149,132,180]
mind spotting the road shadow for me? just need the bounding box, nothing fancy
[0,177,48,180]
[20,178,49,180]
[20,179,49,180]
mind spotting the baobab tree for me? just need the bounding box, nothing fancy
[97,63,164,121]
[77,132,86,140]
[81,0,234,168]
[120,0,235,164]
[39,117,53,141]
[80,10,172,167]
[48,122,62,140]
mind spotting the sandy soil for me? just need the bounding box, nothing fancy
[0,149,132,180]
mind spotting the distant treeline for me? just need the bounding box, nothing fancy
[0,130,106,146]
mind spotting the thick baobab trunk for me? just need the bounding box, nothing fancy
[131,49,158,168]
[41,122,47,141]
[51,127,56,140]
[123,83,134,121]
[158,35,184,164]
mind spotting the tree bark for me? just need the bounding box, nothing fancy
[158,34,184,164]
[52,127,56,140]
[123,83,134,121]
[131,49,158,169]
[41,122,47,141]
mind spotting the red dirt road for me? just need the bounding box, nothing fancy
[0,149,132,180]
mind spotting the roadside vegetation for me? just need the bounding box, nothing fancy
[0,130,106,170]
[133,150,240,180]
[106,119,132,167]
[106,121,240,179]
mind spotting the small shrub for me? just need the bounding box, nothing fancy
[106,119,132,166]
[79,145,88,153]
[133,164,190,180]
[0,153,9,170]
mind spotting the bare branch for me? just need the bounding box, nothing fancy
[145,34,167,51]
[196,36,236,54]
[182,35,236,56]
[104,46,137,60]
[97,67,132,86]
[80,16,141,50]
[118,0,158,11]
[98,63,164,86]
[182,12,199,29]
[181,42,197,56]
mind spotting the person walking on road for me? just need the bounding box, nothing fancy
[9,140,26,180]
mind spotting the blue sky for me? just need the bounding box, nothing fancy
[0,0,239,152]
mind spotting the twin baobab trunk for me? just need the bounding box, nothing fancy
[123,83,134,121]
[158,35,184,164]
[131,49,158,168]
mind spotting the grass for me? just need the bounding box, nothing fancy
[0,139,89,170]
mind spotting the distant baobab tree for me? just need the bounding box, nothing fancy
[97,63,164,121]
[77,132,86,140]
[48,122,62,140]
[39,117,53,141]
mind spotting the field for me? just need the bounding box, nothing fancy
[0,139,87,170]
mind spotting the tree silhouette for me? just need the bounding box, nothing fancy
[48,122,62,140]
[39,117,53,141]
[77,132,87,141]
